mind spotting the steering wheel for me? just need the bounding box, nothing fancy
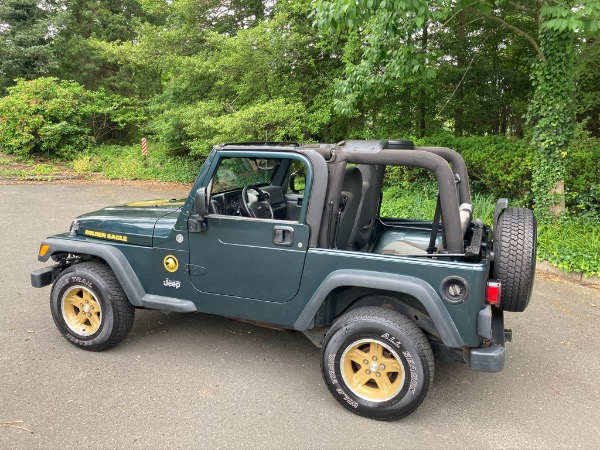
[241,185,274,219]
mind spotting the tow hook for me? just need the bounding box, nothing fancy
[504,328,513,343]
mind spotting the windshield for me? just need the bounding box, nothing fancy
[212,157,280,194]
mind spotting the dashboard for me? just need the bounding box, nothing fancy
[211,191,244,215]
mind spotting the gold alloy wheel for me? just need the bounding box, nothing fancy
[341,339,405,402]
[61,286,102,336]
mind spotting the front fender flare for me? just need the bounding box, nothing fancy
[293,269,465,348]
[38,237,145,307]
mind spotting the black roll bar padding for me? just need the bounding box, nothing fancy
[345,150,464,254]
[414,147,472,205]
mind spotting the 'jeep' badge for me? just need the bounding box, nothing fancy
[164,255,179,272]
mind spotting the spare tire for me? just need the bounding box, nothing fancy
[493,207,537,312]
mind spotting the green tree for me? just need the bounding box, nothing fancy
[0,0,64,93]
[313,0,600,218]
[134,0,346,155]
[53,0,163,98]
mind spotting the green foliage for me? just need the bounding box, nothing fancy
[0,0,64,92]
[380,182,496,224]
[380,182,438,220]
[564,124,600,214]
[83,144,202,183]
[537,216,600,277]
[421,134,534,203]
[145,1,346,153]
[0,78,146,158]
[527,23,575,220]
[313,0,450,116]
[384,133,599,215]
[53,0,160,98]
[0,77,93,158]
[157,99,307,157]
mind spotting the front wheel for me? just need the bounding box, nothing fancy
[50,261,135,351]
[321,307,434,421]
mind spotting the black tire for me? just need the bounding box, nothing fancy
[493,207,537,312]
[50,261,135,351]
[321,307,434,421]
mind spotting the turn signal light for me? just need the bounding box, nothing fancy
[39,244,49,257]
[486,281,501,305]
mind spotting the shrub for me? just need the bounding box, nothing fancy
[0,77,146,159]
[419,134,534,204]
[564,125,600,215]
[0,78,92,158]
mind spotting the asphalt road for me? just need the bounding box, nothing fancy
[1,181,599,449]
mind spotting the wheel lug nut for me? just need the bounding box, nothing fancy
[363,359,369,365]
[365,369,371,375]
[380,364,385,370]
[88,313,92,317]
[376,372,381,377]
[91,306,94,310]
[85,300,89,304]
[372,356,378,361]
[80,303,83,307]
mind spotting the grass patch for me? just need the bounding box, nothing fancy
[381,184,496,224]
[538,216,600,277]
[0,152,69,178]
[81,144,202,183]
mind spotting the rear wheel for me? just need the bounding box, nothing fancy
[493,207,537,312]
[321,307,434,421]
[50,261,135,351]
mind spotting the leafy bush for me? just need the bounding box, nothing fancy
[0,78,93,158]
[0,77,146,159]
[564,125,600,215]
[419,134,534,204]
[414,133,600,214]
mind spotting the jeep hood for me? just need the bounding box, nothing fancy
[74,199,185,246]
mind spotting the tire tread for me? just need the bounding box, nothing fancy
[493,208,537,312]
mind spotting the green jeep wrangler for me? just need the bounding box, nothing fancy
[31,140,537,421]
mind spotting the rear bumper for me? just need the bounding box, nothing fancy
[464,308,506,373]
[31,265,59,288]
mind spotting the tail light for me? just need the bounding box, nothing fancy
[486,280,502,305]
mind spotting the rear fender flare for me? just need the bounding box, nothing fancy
[294,270,465,348]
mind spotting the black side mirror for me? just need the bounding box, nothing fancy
[189,187,208,232]
[290,172,306,193]
[194,187,208,217]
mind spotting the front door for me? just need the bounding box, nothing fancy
[188,216,309,302]
[187,153,310,303]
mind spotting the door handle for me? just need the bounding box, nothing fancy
[273,226,294,246]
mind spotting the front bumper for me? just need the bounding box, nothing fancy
[463,308,506,372]
[31,265,60,288]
